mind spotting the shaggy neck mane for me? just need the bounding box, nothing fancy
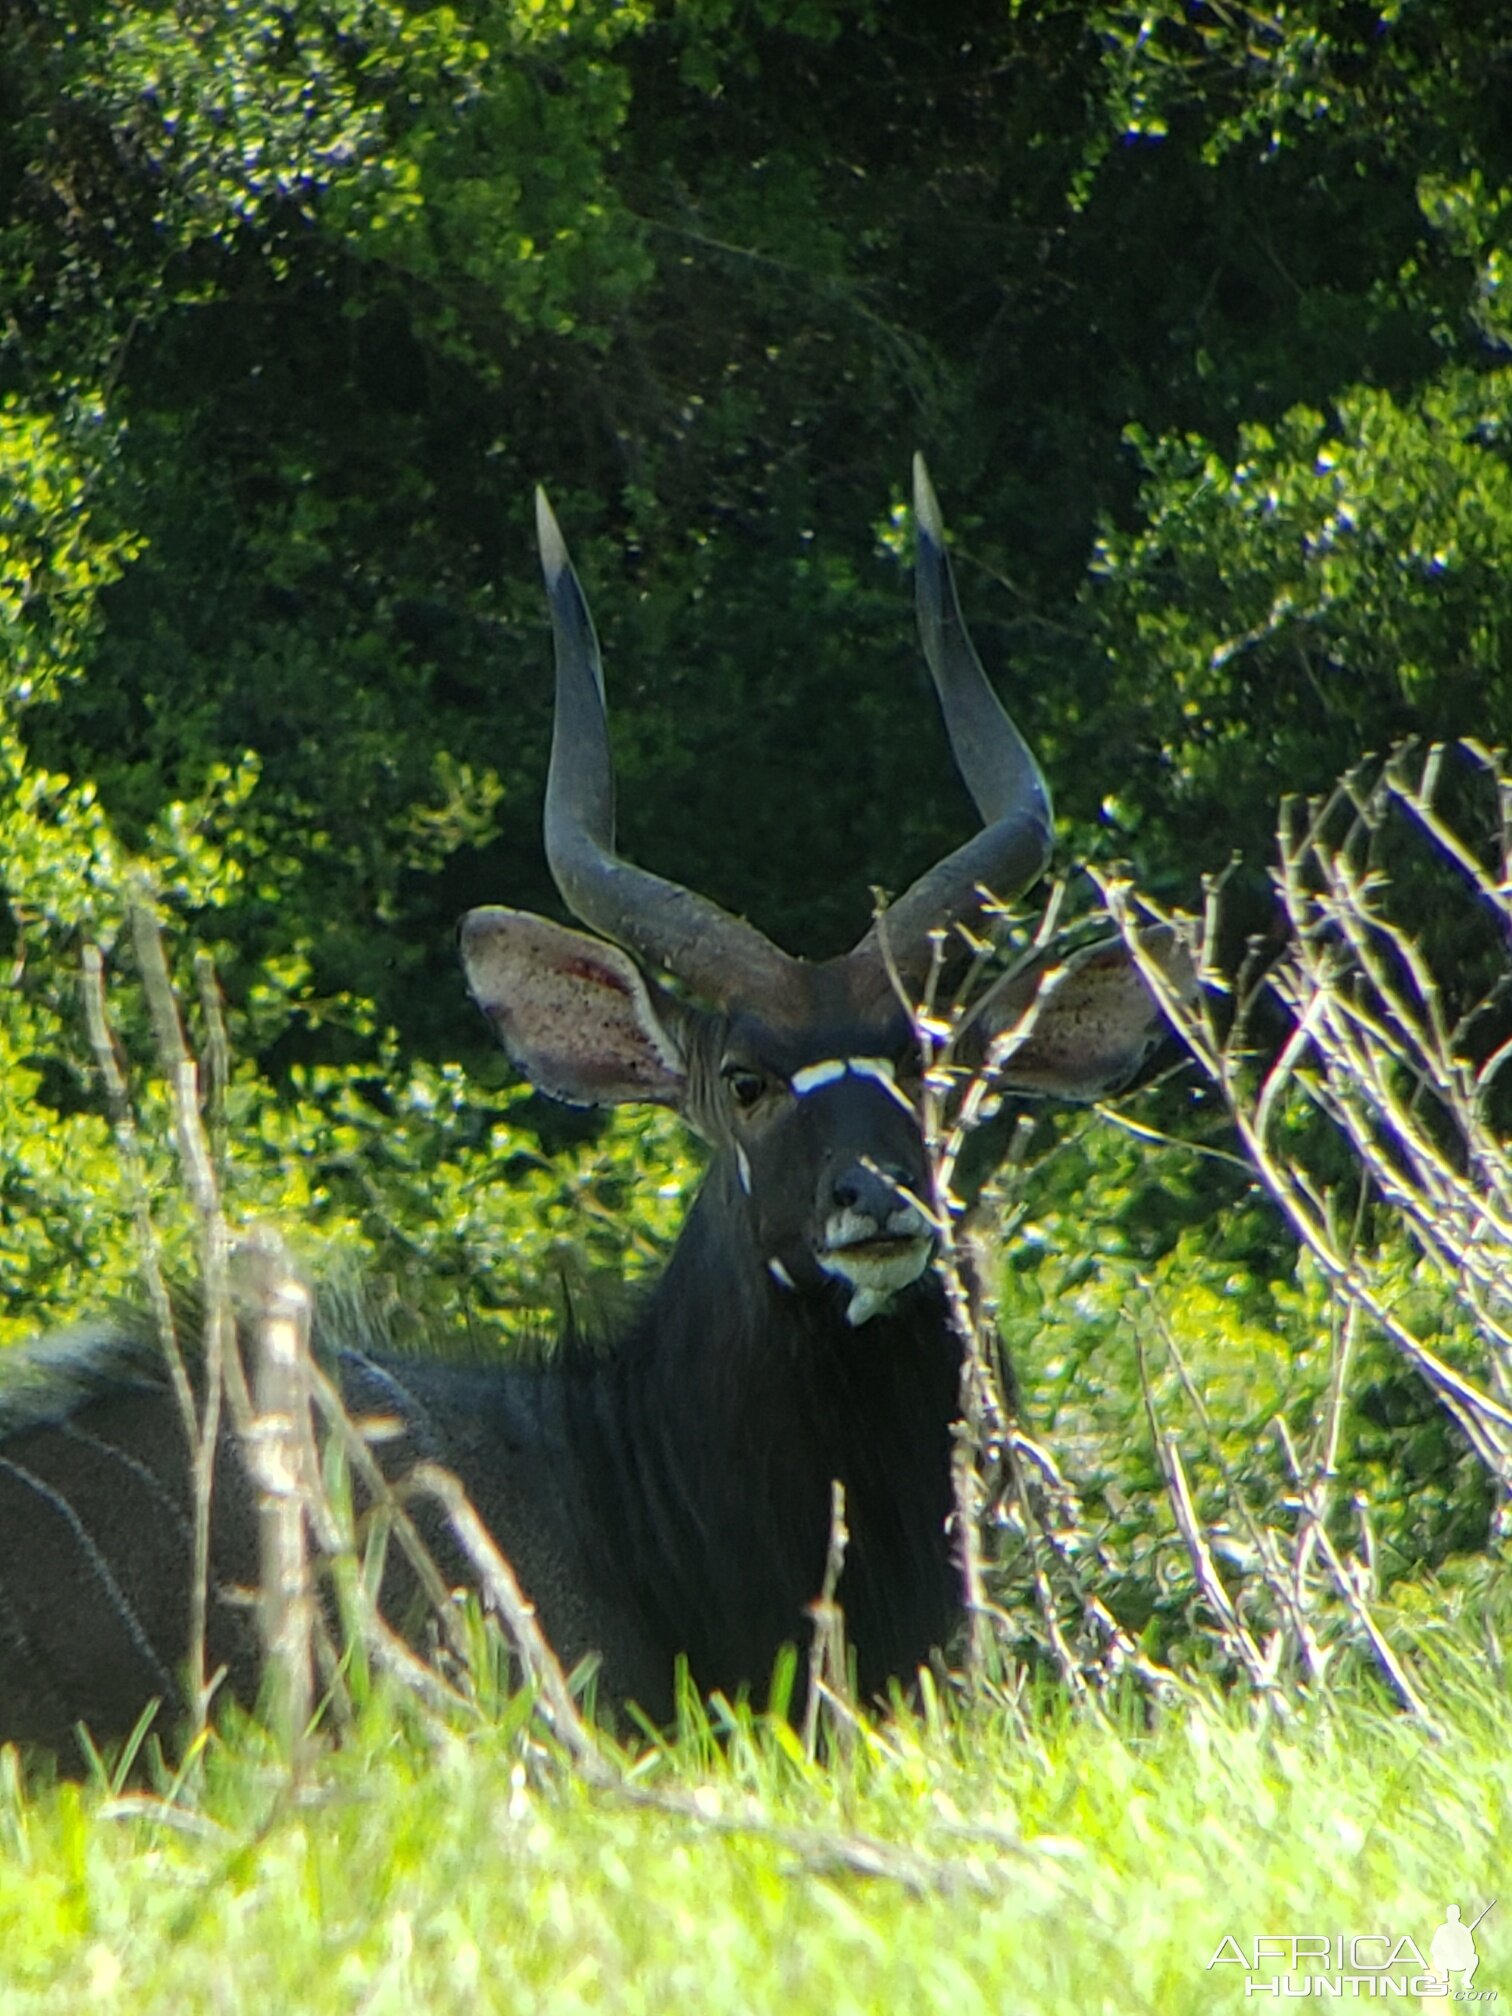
[567,1154,964,1708]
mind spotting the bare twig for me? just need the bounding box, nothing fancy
[405,1461,606,1775]
[802,1479,853,1763]
[81,940,214,1735]
[1100,748,1512,1519]
[1097,739,1509,1711]
[238,1242,318,1772]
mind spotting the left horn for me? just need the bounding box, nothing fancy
[536,488,801,1012]
[850,455,1053,986]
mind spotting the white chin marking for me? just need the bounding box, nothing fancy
[843,1286,891,1327]
[819,1237,933,1327]
[767,1257,796,1291]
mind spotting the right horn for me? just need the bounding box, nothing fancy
[849,455,1054,987]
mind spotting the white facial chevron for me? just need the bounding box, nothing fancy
[789,1056,897,1097]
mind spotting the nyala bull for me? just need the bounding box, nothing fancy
[0,460,1173,1753]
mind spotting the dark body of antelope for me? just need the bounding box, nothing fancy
[0,461,1167,1755]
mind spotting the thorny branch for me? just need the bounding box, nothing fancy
[897,891,1184,1708]
[1095,738,1510,1714]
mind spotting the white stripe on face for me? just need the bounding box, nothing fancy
[789,1056,897,1098]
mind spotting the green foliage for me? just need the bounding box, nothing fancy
[1089,370,1512,871]
[0,911,697,1351]
[5,0,1510,1041]
[0,1644,1508,2011]
[996,1109,1498,1665]
[0,381,694,1346]
[0,395,140,710]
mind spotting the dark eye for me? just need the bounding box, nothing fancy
[722,1064,766,1110]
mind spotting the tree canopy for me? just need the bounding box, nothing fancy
[2,0,1509,1338]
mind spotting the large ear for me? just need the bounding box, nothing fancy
[459,907,690,1109]
[968,926,1196,1100]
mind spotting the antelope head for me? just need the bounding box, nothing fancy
[460,460,1177,1327]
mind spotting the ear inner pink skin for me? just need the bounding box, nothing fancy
[978,930,1197,1101]
[459,907,687,1109]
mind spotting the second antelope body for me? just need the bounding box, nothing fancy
[0,461,1168,1753]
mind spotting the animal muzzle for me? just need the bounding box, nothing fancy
[817,1168,934,1327]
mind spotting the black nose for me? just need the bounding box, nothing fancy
[831,1161,911,1220]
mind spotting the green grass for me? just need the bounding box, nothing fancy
[1,1632,1507,2015]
